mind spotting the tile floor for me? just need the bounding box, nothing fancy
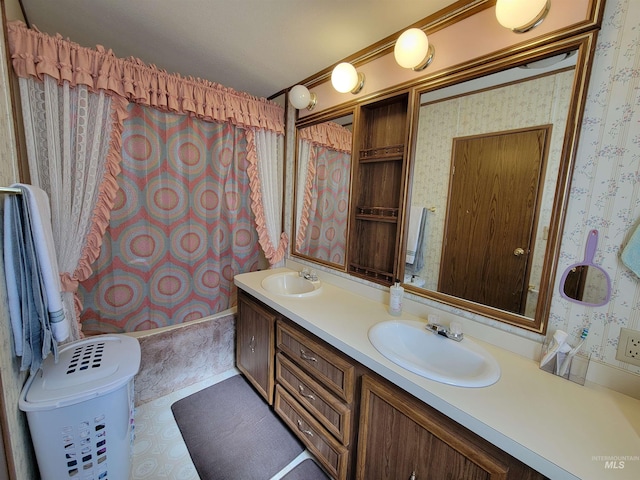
[131,369,315,480]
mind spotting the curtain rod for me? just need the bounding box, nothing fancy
[0,187,22,195]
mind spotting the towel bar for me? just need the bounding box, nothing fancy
[0,187,22,195]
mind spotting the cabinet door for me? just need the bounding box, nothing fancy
[357,376,508,480]
[236,291,276,404]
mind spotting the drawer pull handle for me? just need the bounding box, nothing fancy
[299,349,317,362]
[298,384,316,400]
[296,419,314,437]
[249,335,256,353]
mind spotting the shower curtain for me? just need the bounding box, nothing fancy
[8,20,286,336]
[296,122,352,265]
[78,105,261,333]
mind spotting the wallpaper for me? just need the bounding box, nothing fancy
[550,0,640,374]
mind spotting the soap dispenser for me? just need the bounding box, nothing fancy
[389,280,404,316]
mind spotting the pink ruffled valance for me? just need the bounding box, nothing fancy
[8,20,288,272]
[7,21,284,135]
[298,121,352,153]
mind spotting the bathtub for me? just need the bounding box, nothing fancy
[126,308,237,405]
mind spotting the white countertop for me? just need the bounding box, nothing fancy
[235,268,640,480]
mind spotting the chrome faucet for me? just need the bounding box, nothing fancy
[425,322,464,342]
[299,268,318,282]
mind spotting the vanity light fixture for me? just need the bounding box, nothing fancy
[331,62,365,94]
[394,28,435,71]
[289,84,317,110]
[495,0,550,33]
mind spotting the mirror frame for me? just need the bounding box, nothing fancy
[291,107,356,271]
[401,32,600,334]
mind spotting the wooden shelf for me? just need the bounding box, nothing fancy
[355,215,398,223]
[355,206,399,223]
[348,264,394,284]
[359,145,404,163]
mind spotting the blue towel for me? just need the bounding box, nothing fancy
[406,208,429,275]
[622,223,640,278]
[622,224,640,278]
[3,193,58,373]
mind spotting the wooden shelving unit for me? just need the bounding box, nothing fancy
[348,93,410,285]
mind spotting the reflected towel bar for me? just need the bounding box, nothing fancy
[0,187,22,195]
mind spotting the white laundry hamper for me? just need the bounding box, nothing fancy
[19,334,141,480]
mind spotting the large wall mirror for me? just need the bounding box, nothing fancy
[403,35,597,333]
[292,112,354,269]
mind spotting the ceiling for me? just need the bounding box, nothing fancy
[19,0,458,99]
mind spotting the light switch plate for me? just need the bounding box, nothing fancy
[616,327,640,367]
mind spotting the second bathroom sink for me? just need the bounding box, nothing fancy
[368,319,500,387]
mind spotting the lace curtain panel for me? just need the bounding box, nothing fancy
[19,76,124,341]
[295,139,313,248]
[78,104,261,332]
[247,128,287,266]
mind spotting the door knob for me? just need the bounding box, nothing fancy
[514,247,525,256]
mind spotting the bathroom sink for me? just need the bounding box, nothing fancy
[261,272,322,297]
[368,320,500,387]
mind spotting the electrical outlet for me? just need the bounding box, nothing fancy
[616,328,640,367]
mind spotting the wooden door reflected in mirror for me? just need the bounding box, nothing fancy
[438,127,550,315]
[402,42,594,333]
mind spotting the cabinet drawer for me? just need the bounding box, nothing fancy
[276,353,351,445]
[275,385,348,480]
[277,320,355,403]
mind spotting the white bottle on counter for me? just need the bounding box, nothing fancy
[389,281,404,316]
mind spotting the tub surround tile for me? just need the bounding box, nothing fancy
[133,314,235,405]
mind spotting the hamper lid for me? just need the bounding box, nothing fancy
[20,334,141,411]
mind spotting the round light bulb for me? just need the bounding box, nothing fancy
[394,28,430,69]
[496,0,550,33]
[331,63,360,94]
[289,85,315,110]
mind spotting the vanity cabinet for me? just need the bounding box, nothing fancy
[236,289,546,480]
[236,290,277,404]
[349,93,411,285]
[356,375,547,480]
[274,319,358,480]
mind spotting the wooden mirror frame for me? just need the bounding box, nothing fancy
[400,32,600,334]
